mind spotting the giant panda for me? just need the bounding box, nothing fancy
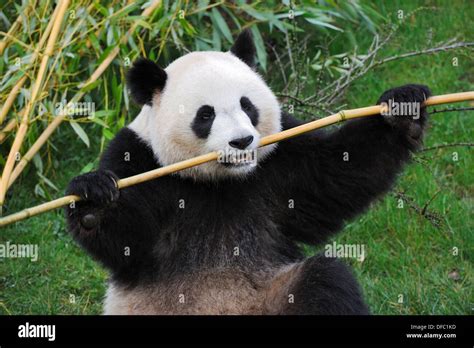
[65,30,430,315]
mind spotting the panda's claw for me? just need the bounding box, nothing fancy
[66,170,120,207]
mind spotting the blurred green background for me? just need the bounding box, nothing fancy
[0,0,472,314]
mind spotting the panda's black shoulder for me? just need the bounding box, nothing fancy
[281,111,304,130]
[99,127,159,179]
[273,112,312,153]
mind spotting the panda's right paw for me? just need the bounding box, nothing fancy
[66,170,120,208]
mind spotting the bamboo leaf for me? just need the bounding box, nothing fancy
[37,172,59,191]
[135,19,152,30]
[211,8,232,43]
[250,26,266,71]
[34,184,46,199]
[305,17,343,32]
[103,127,115,140]
[32,153,43,174]
[80,162,94,174]
[70,121,90,147]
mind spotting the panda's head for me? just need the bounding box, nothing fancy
[127,30,281,181]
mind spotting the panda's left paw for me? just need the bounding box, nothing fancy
[377,84,431,142]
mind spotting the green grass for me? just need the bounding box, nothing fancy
[0,126,107,315]
[0,0,472,315]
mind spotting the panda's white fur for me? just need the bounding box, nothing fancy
[129,51,281,180]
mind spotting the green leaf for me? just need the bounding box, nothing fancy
[70,121,90,147]
[32,154,43,174]
[275,10,305,19]
[241,5,269,21]
[34,183,46,199]
[211,8,232,43]
[94,110,116,118]
[80,162,94,174]
[79,79,101,93]
[97,45,116,65]
[103,128,115,140]
[250,26,267,71]
[179,18,197,36]
[90,116,109,128]
[37,172,59,191]
[135,19,152,30]
[212,27,221,51]
[305,18,343,32]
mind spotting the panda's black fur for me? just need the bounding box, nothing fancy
[65,30,430,315]
[230,29,256,68]
[126,58,167,105]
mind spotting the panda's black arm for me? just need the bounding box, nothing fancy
[65,181,161,280]
[65,128,169,282]
[270,84,430,245]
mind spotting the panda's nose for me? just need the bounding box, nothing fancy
[229,135,254,150]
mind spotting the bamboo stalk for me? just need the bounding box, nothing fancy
[0,118,18,144]
[6,0,163,191]
[0,0,70,207]
[7,113,66,187]
[0,91,473,227]
[0,2,61,126]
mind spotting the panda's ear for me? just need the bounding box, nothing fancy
[230,29,256,68]
[126,58,167,105]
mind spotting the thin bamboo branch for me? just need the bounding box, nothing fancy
[7,114,65,188]
[0,76,26,126]
[421,142,474,152]
[0,3,32,55]
[429,106,474,114]
[0,3,60,126]
[394,191,443,229]
[372,42,474,68]
[6,0,162,190]
[1,91,473,227]
[0,0,70,206]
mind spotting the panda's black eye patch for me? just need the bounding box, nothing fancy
[197,105,215,120]
[192,105,215,139]
[240,97,259,126]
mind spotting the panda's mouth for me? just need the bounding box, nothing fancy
[219,155,257,169]
[221,161,251,168]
